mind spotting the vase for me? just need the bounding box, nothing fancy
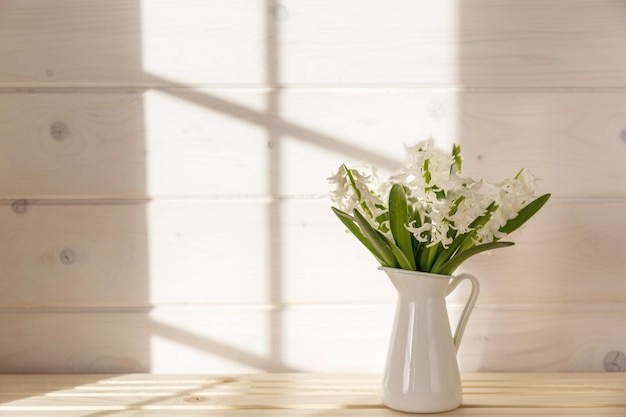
[379,266,480,413]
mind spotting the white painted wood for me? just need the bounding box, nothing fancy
[0,89,443,198]
[459,91,626,198]
[0,0,264,86]
[2,1,626,86]
[458,199,626,305]
[281,0,626,87]
[2,89,626,198]
[0,199,394,307]
[2,0,626,374]
[0,304,624,373]
[1,199,624,307]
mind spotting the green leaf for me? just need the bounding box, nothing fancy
[418,243,438,272]
[352,209,399,268]
[388,184,416,270]
[430,202,498,273]
[447,196,465,217]
[437,241,515,275]
[430,233,470,273]
[499,193,551,236]
[333,206,413,270]
[423,159,432,184]
[343,164,361,200]
[407,203,426,262]
[470,201,498,229]
[383,235,415,270]
[356,210,411,269]
[412,232,424,267]
[331,207,385,265]
[450,143,462,175]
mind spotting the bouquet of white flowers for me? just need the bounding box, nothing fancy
[328,140,550,275]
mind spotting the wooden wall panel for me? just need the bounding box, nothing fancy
[2,1,626,87]
[2,0,625,373]
[1,199,624,307]
[2,90,626,198]
[0,0,264,86]
[282,0,626,87]
[0,199,390,307]
[0,305,623,373]
[459,91,626,198]
[0,92,148,198]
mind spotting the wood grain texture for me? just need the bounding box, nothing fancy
[1,305,626,373]
[2,89,626,198]
[0,0,263,86]
[1,1,626,86]
[1,199,624,307]
[1,373,624,416]
[2,0,626,374]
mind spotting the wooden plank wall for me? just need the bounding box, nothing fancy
[1,0,626,373]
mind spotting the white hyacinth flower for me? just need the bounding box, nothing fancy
[328,140,550,274]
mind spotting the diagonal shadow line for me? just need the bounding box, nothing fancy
[54,376,242,417]
[138,6,401,373]
[141,74,401,171]
[150,318,302,373]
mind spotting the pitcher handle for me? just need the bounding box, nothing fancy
[446,273,480,352]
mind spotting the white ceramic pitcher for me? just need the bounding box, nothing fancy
[379,267,480,413]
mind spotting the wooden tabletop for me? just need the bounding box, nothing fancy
[0,373,625,416]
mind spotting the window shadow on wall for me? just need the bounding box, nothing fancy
[0,0,405,377]
[141,0,400,372]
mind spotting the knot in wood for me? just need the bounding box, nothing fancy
[59,249,76,265]
[268,4,288,21]
[620,129,626,143]
[50,121,69,141]
[603,351,626,372]
[11,200,28,214]
[183,395,208,403]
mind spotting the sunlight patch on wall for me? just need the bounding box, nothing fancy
[149,309,272,373]
[279,0,460,86]
[276,89,460,188]
[144,199,271,306]
[140,0,265,85]
[141,89,270,196]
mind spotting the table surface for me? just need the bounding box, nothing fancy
[0,373,625,416]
